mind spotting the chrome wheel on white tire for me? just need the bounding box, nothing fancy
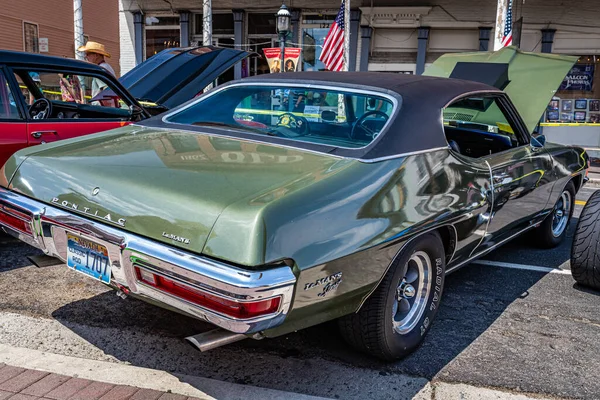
[392,251,432,335]
[552,190,572,237]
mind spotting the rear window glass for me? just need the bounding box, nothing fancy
[165,85,394,149]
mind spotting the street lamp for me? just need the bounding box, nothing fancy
[276,3,291,73]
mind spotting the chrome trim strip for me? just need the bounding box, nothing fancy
[357,147,450,163]
[446,224,536,274]
[0,188,296,334]
[442,89,504,109]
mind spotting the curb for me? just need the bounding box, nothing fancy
[0,344,329,400]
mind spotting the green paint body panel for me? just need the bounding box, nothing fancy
[424,46,577,134]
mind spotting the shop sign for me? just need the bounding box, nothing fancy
[38,38,48,52]
[263,48,302,73]
[559,64,595,91]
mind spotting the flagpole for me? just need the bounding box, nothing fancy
[344,0,350,71]
[493,0,508,51]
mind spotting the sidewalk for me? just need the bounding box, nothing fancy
[0,344,327,400]
[0,343,570,400]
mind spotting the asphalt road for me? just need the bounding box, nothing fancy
[1,184,599,399]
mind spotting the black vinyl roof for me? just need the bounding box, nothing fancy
[0,50,108,75]
[239,72,503,160]
[145,71,504,161]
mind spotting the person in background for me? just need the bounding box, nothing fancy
[77,41,115,99]
[59,73,85,104]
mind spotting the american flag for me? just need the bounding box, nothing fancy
[501,0,513,47]
[319,0,345,71]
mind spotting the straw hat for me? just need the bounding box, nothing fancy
[77,41,111,58]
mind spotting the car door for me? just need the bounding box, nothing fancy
[0,67,28,166]
[12,68,134,146]
[465,94,554,256]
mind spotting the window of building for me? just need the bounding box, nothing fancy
[23,22,39,53]
[301,14,336,72]
[248,13,277,35]
[145,16,180,59]
[193,14,234,36]
[545,55,600,123]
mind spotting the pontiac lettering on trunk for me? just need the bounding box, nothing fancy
[51,198,126,227]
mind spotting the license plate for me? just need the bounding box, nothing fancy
[66,233,111,283]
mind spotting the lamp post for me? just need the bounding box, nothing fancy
[276,4,291,73]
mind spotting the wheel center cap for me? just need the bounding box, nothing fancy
[402,284,416,299]
[556,210,564,218]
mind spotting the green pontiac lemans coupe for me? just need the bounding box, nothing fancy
[0,47,589,359]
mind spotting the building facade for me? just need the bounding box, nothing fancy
[0,0,121,75]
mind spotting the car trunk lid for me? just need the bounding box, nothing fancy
[8,125,350,264]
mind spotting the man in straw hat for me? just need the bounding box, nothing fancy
[77,41,115,99]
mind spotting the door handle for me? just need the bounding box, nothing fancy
[31,131,57,139]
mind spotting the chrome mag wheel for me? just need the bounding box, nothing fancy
[392,250,432,335]
[552,190,572,237]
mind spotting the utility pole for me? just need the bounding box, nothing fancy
[73,0,85,60]
[203,0,212,46]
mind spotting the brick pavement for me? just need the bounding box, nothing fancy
[0,364,202,400]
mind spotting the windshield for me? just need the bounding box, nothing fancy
[165,85,395,149]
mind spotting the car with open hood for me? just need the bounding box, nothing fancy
[0,47,589,360]
[0,46,250,166]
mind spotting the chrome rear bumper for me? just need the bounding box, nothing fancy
[0,188,296,334]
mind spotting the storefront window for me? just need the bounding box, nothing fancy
[546,55,600,123]
[301,14,336,72]
[145,16,180,59]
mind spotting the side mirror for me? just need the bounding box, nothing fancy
[321,110,337,122]
[531,134,546,148]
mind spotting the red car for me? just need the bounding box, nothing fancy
[0,47,250,166]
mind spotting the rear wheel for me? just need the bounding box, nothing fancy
[571,190,600,290]
[338,232,445,360]
[534,181,575,248]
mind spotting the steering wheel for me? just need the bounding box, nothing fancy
[29,98,52,120]
[274,113,310,137]
[351,110,389,140]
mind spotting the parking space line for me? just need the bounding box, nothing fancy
[472,260,572,275]
[575,200,587,206]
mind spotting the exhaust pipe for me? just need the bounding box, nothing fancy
[185,329,247,352]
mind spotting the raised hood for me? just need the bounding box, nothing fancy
[424,46,577,133]
[118,46,251,109]
[6,126,353,266]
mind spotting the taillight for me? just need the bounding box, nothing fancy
[0,204,33,235]
[134,267,281,319]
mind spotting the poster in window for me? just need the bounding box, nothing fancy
[559,64,595,91]
[575,99,587,110]
[590,100,600,112]
[547,110,559,121]
[547,99,559,111]
[561,100,573,112]
[560,112,573,122]
[574,111,587,121]
[589,113,600,123]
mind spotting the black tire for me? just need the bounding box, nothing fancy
[338,232,445,360]
[534,181,576,248]
[571,190,600,290]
